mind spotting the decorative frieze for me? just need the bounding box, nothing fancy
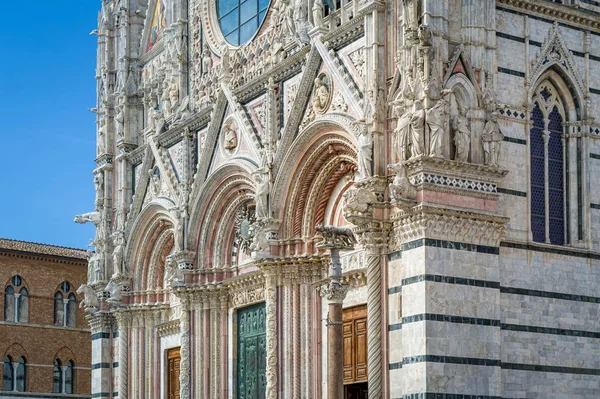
[391,205,509,250]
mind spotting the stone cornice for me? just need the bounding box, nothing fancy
[156,319,180,337]
[498,0,600,32]
[391,205,509,249]
[322,13,365,51]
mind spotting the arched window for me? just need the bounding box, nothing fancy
[54,282,76,327]
[66,294,76,327]
[65,360,74,394]
[52,360,62,393]
[18,288,28,323]
[2,356,13,391]
[15,357,25,392]
[4,276,27,323]
[54,292,64,326]
[4,286,14,322]
[530,81,566,245]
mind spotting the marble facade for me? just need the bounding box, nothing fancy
[79,0,600,398]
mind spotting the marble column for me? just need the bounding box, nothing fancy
[179,299,191,399]
[322,282,350,399]
[115,312,130,399]
[264,270,278,399]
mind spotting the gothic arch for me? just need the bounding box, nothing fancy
[273,118,358,247]
[53,347,77,365]
[445,73,480,110]
[2,343,28,362]
[125,197,177,291]
[187,162,257,270]
[529,68,580,121]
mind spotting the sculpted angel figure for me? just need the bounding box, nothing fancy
[409,100,425,158]
[426,98,448,158]
[482,112,504,167]
[452,108,471,162]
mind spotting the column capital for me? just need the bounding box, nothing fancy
[320,282,350,304]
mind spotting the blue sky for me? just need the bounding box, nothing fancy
[0,2,100,249]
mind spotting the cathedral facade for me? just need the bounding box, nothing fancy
[80,0,600,398]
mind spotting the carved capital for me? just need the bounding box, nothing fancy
[320,282,350,304]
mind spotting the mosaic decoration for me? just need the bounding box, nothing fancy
[147,0,167,52]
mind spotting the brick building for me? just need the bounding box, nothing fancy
[0,238,91,399]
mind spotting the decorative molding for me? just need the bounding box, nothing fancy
[156,319,180,337]
[391,205,509,250]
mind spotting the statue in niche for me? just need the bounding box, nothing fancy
[254,168,270,220]
[392,101,412,161]
[202,42,212,74]
[357,128,373,179]
[409,100,425,158]
[223,123,238,151]
[401,0,419,31]
[94,171,104,208]
[312,0,325,28]
[312,75,331,113]
[115,95,125,139]
[111,231,125,276]
[97,118,107,155]
[168,76,179,114]
[452,108,471,162]
[149,167,161,195]
[151,108,166,136]
[482,112,504,167]
[426,98,448,158]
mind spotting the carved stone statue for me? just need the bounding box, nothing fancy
[74,211,101,225]
[316,225,357,249]
[152,108,166,136]
[223,124,238,151]
[312,0,325,28]
[254,169,270,220]
[202,42,213,74]
[409,100,425,158]
[357,129,372,179]
[105,280,122,304]
[168,76,180,114]
[94,172,104,208]
[388,163,417,205]
[482,112,504,167]
[452,108,471,162]
[164,255,183,287]
[277,0,295,39]
[312,76,331,113]
[115,102,124,141]
[77,284,99,312]
[394,105,412,161]
[149,168,161,195]
[269,35,286,65]
[172,96,191,125]
[342,186,378,216]
[426,98,448,158]
[111,231,125,276]
[97,118,107,155]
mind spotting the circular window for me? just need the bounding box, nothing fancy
[217,0,270,46]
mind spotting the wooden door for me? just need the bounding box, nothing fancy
[167,348,181,399]
[237,303,267,399]
[343,305,368,384]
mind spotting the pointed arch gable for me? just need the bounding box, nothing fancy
[529,24,586,117]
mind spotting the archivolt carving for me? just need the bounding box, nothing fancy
[272,116,358,222]
[190,165,256,268]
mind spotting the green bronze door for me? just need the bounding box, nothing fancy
[237,303,267,399]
